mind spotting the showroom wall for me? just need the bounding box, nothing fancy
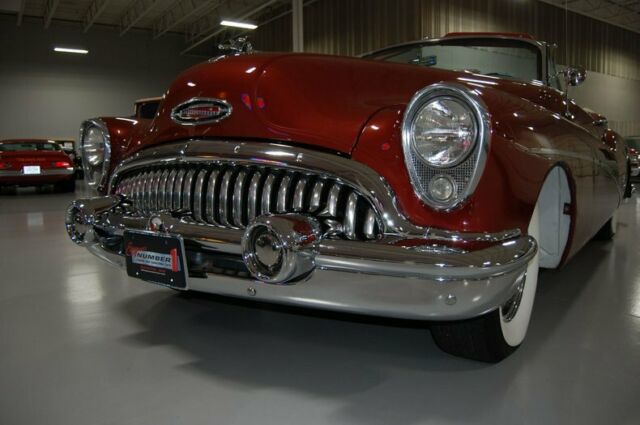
[0,15,200,140]
[252,0,640,136]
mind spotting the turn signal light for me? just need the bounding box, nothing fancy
[53,161,71,168]
[0,162,11,170]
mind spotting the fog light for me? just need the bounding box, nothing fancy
[242,215,321,284]
[428,175,456,202]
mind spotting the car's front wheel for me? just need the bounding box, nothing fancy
[430,204,540,362]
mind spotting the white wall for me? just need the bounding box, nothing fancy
[571,71,640,137]
[0,15,201,140]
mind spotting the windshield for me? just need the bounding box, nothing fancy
[0,142,62,152]
[365,39,542,83]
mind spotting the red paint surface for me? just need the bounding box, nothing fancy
[93,48,624,265]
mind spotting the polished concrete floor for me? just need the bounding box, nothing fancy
[1,185,639,425]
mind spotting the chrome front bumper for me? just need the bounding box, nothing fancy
[66,195,537,321]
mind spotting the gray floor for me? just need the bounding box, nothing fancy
[1,185,639,425]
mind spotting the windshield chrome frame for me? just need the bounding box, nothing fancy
[360,35,550,88]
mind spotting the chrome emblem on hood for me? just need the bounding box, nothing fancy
[171,98,232,125]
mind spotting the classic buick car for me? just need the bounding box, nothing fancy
[65,33,628,362]
[626,136,640,182]
[0,139,76,192]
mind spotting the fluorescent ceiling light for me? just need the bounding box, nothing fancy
[54,47,89,54]
[220,20,257,30]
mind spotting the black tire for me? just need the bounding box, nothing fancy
[594,216,616,241]
[55,179,76,193]
[430,310,517,363]
[624,162,633,198]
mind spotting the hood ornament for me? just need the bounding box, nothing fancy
[218,36,254,55]
[170,98,232,126]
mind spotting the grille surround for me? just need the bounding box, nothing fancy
[114,161,382,241]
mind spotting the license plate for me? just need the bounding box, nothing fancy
[23,165,41,175]
[123,231,188,289]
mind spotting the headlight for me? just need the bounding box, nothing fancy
[411,98,477,167]
[80,119,111,190]
[402,84,489,210]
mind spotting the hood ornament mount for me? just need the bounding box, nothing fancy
[218,36,254,55]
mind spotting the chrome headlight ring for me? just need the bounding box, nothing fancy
[79,118,111,191]
[401,83,490,210]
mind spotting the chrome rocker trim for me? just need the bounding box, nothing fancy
[66,194,538,321]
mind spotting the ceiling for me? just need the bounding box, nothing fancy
[539,0,640,33]
[0,0,290,53]
[0,0,638,52]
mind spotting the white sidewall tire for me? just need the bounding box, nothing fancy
[500,203,540,347]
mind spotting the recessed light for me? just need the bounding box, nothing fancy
[54,47,89,54]
[220,20,258,30]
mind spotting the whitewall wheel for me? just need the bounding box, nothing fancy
[430,203,541,362]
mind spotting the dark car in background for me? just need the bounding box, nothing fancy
[627,136,640,183]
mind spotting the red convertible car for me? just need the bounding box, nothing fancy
[65,33,628,362]
[0,139,76,192]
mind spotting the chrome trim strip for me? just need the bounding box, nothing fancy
[425,227,521,243]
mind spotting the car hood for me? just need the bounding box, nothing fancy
[126,53,588,156]
[127,53,471,155]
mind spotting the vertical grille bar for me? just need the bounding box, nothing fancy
[232,169,248,228]
[292,176,308,212]
[344,191,358,240]
[276,174,292,213]
[193,169,208,222]
[308,180,324,212]
[157,170,169,211]
[247,171,262,223]
[218,169,233,227]
[326,183,341,217]
[172,169,186,210]
[364,208,378,240]
[205,169,221,225]
[261,173,276,215]
[165,169,178,210]
[182,169,197,211]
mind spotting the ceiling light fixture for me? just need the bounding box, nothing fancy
[220,20,258,30]
[54,47,89,54]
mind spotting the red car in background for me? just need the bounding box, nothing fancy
[0,139,76,192]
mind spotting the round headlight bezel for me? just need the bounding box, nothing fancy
[80,119,111,190]
[401,84,490,210]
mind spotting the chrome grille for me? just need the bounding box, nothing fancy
[114,163,382,240]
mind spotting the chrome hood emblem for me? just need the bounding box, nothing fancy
[171,98,232,125]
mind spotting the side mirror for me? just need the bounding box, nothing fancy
[563,66,587,87]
